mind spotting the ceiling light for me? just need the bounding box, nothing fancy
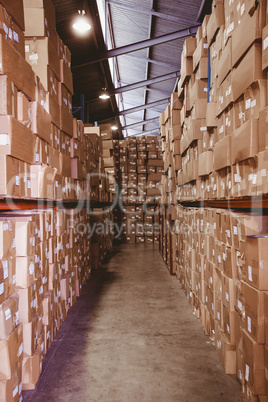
[99,88,110,100]
[111,125,118,131]
[73,10,91,34]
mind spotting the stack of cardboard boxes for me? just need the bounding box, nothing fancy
[159,1,268,400]
[0,206,114,398]
[118,136,164,204]
[170,205,268,399]
[159,0,268,201]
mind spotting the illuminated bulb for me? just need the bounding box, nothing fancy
[73,10,91,34]
[111,125,118,131]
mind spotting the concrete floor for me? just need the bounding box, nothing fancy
[23,244,242,402]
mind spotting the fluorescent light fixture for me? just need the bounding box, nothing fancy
[73,10,91,34]
[99,88,110,100]
[111,125,118,131]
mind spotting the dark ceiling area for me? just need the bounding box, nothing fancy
[52,0,212,137]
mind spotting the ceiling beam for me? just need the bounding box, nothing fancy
[121,53,179,70]
[119,98,170,116]
[108,0,200,26]
[122,117,159,130]
[125,128,160,137]
[112,71,180,94]
[72,25,199,68]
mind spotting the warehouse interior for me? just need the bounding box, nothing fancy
[1,0,268,401]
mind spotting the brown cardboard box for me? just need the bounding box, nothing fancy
[232,119,259,164]
[23,316,38,357]
[232,8,264,68]
[30,102,51,144]
[22,348,42,390]
[213,135,232,171]
[30,165,55,199]
[245,236,268,290]
[0,34,35,100]
[207,2,225,46]
[0,116,34,164]
[0,296,18,340]
[182,37,197,58]
[242,329,265,395]
[59,84,73,136]
[0,325,22,381]
[0,155,21,197]
[0,76,17,118]
[232,43,265,102]
[206,103,217,128]
[1,0,24,30]
[218,38,232,85]
[60,59,73,94]
[259,107,268,151]
[243,282,265,344]
[263,24,268,71]
[193,39,208,72]
[198,151,213,176]
[25,37,60,86]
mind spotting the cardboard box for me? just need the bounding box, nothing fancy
[245,236,268,290]
[232,43,265,102]
[30,101,51,144]
[0,76,17,118]
[233,8,264,68]
[22,348,42,390]
[0,155,21,197]
[218,38,232,85]
[46,68,60,128]
[24,0,57,44]
[30,165,55,199]
[198,151,213,177]
[59,83,73,136]
[0,296,18,340]
[60,59,73,94]
[1,0,25,31]
[259,107,268,151]
[0,325,22,381]
[0,34,35,100]
[0,116,34,164]
[242,329,265,395]
[243,282,265,344]
[214,135,232,171]
[25,37,60,84]
[192,39,208,72]
[232,119,259,164]
[207,2,225,46]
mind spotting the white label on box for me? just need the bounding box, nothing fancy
[264,36,268,51]
[251,99,256,108]
[212,249,215,256]
[219,125,224,134]
[245,99,251,110]
[13,31,19,43]
[35,153,39,162]
[226,230,230,238]
[223,252,226,261]
[200,126,207,132]
[210,276,213,284]
[3,260,8,279]
[217,312,220,321]
[29,263,34,275]
[3,223,8,231]
[8,28,12,40]
[13,275,15,284]
[3,23,8,35]
[212,303,214,311]
[47,330,50,340]
[204,88,208,92]
[247,316,251,333]
[41,342,44,352]
[252,175,257,185]
[5,308,11,321]
[248,265,253,282]
[203,43,208,49]
[214,222,216,230]
[13,386,18,398]
[206,296,208,303]
[18,343,23,356]
[237,2,240,10]
[245,364,249,381]
[248,174,253,182]
[238,300,242,311]
[29,53,38,61]
[227,324,230,334]
[47,156,49,164]
[233,226,238,235]
[27,180,31,189]
[39,285,43,295]
[213,184,217,191]
[0,282,4,295]
[0,134,10,145]
[262,169,267,177]
[218,255,221,264]
[234,174,241,183]
[226,292,229,302]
